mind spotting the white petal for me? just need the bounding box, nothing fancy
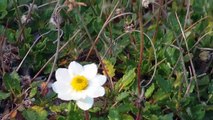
[82,63,97,80]
[57,91,74,101]
[68,61,83,75]
[52,81,70,94]
[69,90,87,100]
[86,85,105,98]
[76,97,94,110]
[55,68,71,82]
[92,75,107,85]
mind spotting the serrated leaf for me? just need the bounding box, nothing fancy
[5,29,16,43]
[157,76,171,93]
[3,71,21,94]
[198,76,210,86]
[22,109,37,120]
[145,84,155,99]
[117,103,135,113]
[0,91,10,100]
[121,114,134,120]
[108,109,121,120]
[31,106,48,120]
[49,105,62,113]
[103,59,115,78]
[159,113,173,120]
[115,68,136,91]
[116,92,129,102]
[164,31,174,44]
[29,87,37,98]
[22,106,48,120]
[191,105,205,120]
[153,89,170,102]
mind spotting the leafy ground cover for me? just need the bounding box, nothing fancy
[0,0,213,119]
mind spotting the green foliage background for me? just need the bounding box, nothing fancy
[0,0,213,119]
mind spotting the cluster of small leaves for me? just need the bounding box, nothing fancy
[0,0,213,120]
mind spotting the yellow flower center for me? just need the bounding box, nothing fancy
[70,75,88,91]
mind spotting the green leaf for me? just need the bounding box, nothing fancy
[121,114,134,120]
[0,91,10,100]
[198,76,210,86]
[115,92,130,102]
[103,59,115,78]
[191,105,205,120]
[149,115,159,120]
[22,109,37,120]
[0,0,7,19]
[174,72,182,88]
[153,89,170,102]
[108,109,121,120]
[3,71,21,94]
[92,17,103,33]
[157,76,172,93]
[5,29,16,43]
[49,105,61,113]
[117,103,135,113]
[57,116,66,120]
[144,102,161,113]
[22,106,48,120]
[145,83,155,99]
[115,68,136,91]
[43,63,52,74]
[29,87,37,98]
[32,106,48,120]
[0,0,7,11]
[164,31,174,44]
[0,10,7,19]
[49,103,69,113]
[159,113,173,120]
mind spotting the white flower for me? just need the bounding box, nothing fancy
[142,0,155,8]
[52,61,107,110]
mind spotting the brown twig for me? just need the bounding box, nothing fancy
[175,12,201,102]
[44,9,61,91]
[31,30,80,81]
[16,31,51,72]
[86,1,120,60]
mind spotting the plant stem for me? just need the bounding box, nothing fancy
[136,3,145,120]
[43,1,61,94]
[137,4,144,98]
[84,111,89,120]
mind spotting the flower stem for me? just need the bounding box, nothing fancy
[84,111,89,120]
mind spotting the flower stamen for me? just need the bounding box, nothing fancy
[71,75,88,91]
